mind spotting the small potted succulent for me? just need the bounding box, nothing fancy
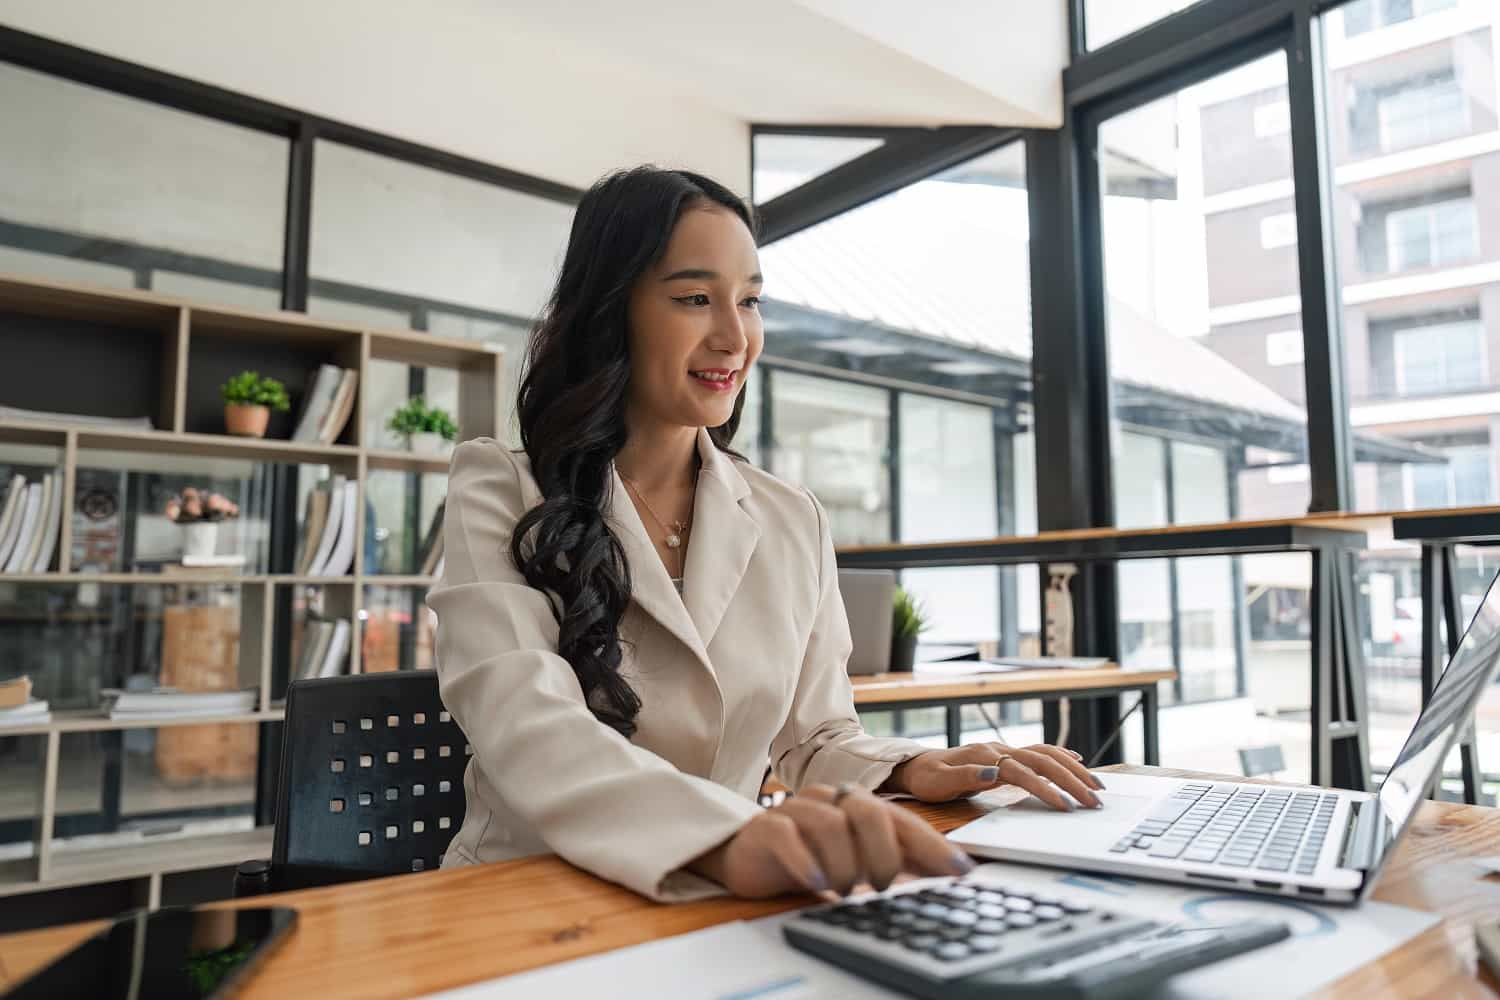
[388,396,458,454]
[890,585,931,673]
[165,487,240,560]
[221,371,290,438]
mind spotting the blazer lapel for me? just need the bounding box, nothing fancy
[682,428,760,650]
[604,464,712,669]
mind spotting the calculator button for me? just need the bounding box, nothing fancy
[875,926,904,940]
[909,918,941,933]
[975,919,1008,935]
[903,934,940,951]
[977,891,1007,905]
[976,904,1007,919]
[969,935,1001,953]
[1006,913,1038,928]
[1003,897,1035,912]
[919,904,951,920]
[944,911,978,927]
[888,898,921,913]
[935,942,972,962]
[851,919,877,933]
[943,886,979,900]
[1034,905,1064,921]
[889,913,917,927]
[1061,901,1093,915]
[939,926,972,941]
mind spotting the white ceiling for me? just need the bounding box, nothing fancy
[0,0,1068,194]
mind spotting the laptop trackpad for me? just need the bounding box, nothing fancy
[964,789,1156,844]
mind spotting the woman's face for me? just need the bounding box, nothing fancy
[625,204,764,433]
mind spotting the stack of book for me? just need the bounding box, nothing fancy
[0,405,154,430]
[415,500,445,578]
[294,475,358,577]
[0,471,64,573]
[294,616,352,680]
[290,364,359,444]
[102,688,258,720]
[0,675,49,729]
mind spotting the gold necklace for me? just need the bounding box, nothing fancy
[619,473,696,569]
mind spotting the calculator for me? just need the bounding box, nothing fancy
[782,874,1288,1000]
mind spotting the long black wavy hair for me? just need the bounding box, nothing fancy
[512,166,757,738]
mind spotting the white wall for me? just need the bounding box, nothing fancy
[0,0,752,194]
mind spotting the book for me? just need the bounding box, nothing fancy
[304,476,346,576]
[31,472,64,572]
[2,481,42,573]
[416,500,445,576]
[291,364,343,442]
[0,699,50,729]
[181,553,247,568]
[15,474,51,573]
[319,619,352,678]
[104,688,257,718]
[420,534,445,578]
[0,474,25,569]
[295,483,333,575]
[0,405,153,430]
[319,479,359,577]
[0,675,31,709]
[317,369,359,445]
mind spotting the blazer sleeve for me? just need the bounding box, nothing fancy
[770,489,931,792]
[427,440,761,901]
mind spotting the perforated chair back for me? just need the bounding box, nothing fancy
[272,672,470,886]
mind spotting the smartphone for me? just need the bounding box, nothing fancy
[3,905,296,999]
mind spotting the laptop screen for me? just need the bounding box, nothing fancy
[1374,569,1500,864]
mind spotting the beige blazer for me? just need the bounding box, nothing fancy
[427,428,928,901]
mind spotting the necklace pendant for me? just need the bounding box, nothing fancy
[666,534,682,549]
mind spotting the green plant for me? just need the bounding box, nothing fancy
[387,395,459,441]
[220,371,290,411]
[892,585,930,640]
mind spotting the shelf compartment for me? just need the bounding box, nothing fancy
[0,826,273,899]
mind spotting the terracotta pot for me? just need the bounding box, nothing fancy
[225,403,270,438]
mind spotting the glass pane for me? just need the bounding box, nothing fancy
[362,584,436,673]
[0,735,45,864]
[365,470,446,576]
[768,371,890,546]
[0,62,286,305]
[1102,51,1311,525]
[752,133,885,203]
[1327,5,1500,512]
[1085,0,1205,50]
[737,368,763,467]
[759,140,1033,548]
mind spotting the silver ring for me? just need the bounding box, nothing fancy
[833,781,857,805]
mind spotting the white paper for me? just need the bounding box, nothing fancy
[417,918,899,1000]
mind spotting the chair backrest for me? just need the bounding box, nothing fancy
[838,569,896,675]
[272,672,469,883]
[1238,744,1286,778]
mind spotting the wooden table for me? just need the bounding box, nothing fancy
[4,765,1498,999]
[839,515,1374,790]
[850,665,1176,763]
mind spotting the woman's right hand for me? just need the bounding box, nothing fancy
[688,783,975,899]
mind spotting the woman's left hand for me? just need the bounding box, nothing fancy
[881,742,1105,811]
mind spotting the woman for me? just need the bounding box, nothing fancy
[428,166,1103,902]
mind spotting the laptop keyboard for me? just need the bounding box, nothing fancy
[1109,782,1339,876]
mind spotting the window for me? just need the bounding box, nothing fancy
[1103,52,1311,524]
[1407,445,1492,507]
[1393,321,1485,396]
[1254,100,1291,138]
[752,133,885,204]
[769,372,890,546]
[1384,198,1477,272]
[1260,212,1298,249]
[1342,0,1460,37]
[1084,0,1204,50]
[1349,68,1472,157]
[1265,330,1304,367]
[0,61,287,309]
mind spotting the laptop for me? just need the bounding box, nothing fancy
[948,568,1500,904]
[839,569,896,676]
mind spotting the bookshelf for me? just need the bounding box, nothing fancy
[0,270,500,901]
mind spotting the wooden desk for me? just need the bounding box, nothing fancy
[850,665,1176,763]
[839,515,1374,790]
[4,765,1497,999]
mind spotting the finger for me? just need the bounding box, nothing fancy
[761,813,831,895]
[1031,744,1105,790]
[836,790,903,891]
[780,798,862,894]
[889,803,975,878]
[997,757,1075,812]
[1011,749,1100,808]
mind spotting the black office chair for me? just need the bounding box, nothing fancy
[235,672,470,895]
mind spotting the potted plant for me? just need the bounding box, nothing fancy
[388,396,459,454]
[221,371,290,438]
[165,487,240,560]
[890,585,930,673]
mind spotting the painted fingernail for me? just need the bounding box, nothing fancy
[1067,749,1083,760]
[979,766,999,782]
[950,851,976,875]
[1060,798,1076,812]
[807,866,829,892]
